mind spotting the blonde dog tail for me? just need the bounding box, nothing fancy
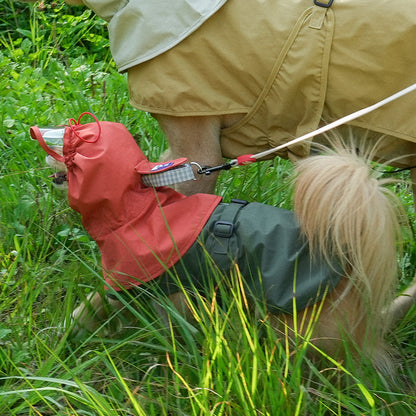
[293,144,402,370]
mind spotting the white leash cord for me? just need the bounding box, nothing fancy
[233,82,416,165]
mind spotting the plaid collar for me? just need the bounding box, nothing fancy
[141,163,196,187]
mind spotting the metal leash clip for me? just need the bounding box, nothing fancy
[196,161,238,176]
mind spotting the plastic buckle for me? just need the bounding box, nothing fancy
[231,199,249,206]
[214,221,234,238]
[313,0,333,8]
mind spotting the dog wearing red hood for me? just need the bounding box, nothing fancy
[32,115,416,373]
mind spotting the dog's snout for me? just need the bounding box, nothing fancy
[52,171,67,185]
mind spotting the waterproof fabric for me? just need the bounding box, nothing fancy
[204,202,342,313]
[154,201,342,314]
[31,118,342,313]
[32,119,221,290]
[128,0,416,165]
[81,0,227,71]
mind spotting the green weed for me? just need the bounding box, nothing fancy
[0,3,415,415]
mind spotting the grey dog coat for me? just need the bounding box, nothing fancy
[155,200,342,314]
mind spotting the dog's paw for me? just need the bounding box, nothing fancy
[66,292,126,339]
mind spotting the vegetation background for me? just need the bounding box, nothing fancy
[1,1,416,414]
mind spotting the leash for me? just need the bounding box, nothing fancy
[36,83,416,186]
[198,82,416,176]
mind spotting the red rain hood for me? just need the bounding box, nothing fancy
[32,118,221,290]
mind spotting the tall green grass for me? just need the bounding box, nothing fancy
[1,2,416,414]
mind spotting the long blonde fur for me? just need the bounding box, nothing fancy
[292,143,402,369]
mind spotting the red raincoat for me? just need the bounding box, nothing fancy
[31,116,221,290]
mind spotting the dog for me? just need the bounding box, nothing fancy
[31,117,416,373]
[62,0,416,196]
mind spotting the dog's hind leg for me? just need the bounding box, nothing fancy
[386,168,416,322]
[387,277,416,323]
[154,114,224,195]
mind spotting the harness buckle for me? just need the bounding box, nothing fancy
[214,221,234,238]
[313,0,334,8]
[230,199,249,207]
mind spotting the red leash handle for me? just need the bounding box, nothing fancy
[30,126,65,162]
[236,154,256,165]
